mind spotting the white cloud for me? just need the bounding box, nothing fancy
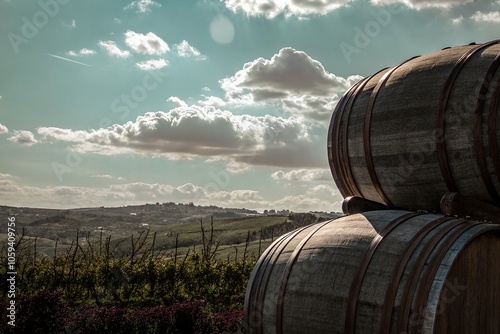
[125,0,161,13]
[38,127,88,143]
[220,47,361,122]
[225,160,253,174]
[452,15,464,24]
[124,30,169,55]
[167,96,188,107]
[136,58,169,71]
[221,47,355,96]
[7,130,38,146]
[92,174,125,181]
[0,123,8,134]
[306,184,339,198]
[225,0,353,18]
[174,40,206,59]
[36,105,325,168]
[370,0,473,9]
[210,189,264,203]
[80,48,97,55]
[67,48,97,56]
[271,168,331,181]
[0,178,342,211]
[62,19,76,28]
[98,40,131,58]
[198,96,227,108]
[202,87,211,92]
[471,11,500,23]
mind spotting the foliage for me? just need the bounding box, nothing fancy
[0,221,258,333]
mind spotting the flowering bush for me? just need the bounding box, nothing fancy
[212,309,244,334]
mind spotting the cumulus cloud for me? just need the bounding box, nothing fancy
[225,160,253,174]
[38,127,88,143]
[198,96,227,108]
[271,168,331,181]
[124,30,169,55]
[370,0,473,9]
[92,174,125,181]
[7,130,38,146]
[136,58,169,70]
[36,105,325,168]
[221,47,351,96]
[0,123,8,134]
[167,96,188,108]
[471,11,500,22]
[225,0,353,18]
[62,19,76,28]
[174,40,206,59]
[80,48,97,55]
[220,47,361,122]
[98,40,130,58]
[0,178,342,212]
[210,189,264,203]
[67,48,97,56]
[452,15,464,24]
[125,0,161,13]
[306,184,339,198]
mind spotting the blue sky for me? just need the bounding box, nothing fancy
[0,0,499,211]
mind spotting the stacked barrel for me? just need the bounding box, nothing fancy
[244,40,500,333]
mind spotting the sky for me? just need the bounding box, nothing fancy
[0,0,499,212]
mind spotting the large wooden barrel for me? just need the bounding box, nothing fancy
[243,210,500,333]
[328,40,500,211]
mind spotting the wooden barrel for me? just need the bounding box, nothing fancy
[243,210,500,334]
[328,40,500,211]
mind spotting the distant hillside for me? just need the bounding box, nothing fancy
[0,203,342,259]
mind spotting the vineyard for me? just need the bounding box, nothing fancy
[0,212,329,333]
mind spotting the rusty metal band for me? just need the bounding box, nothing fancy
[489,74,500,184]
[363,56,420,206]
[275,220,333,334]
[344,212,421,334]
[436,40,500,192]
[378,215,453,334]
[243,230,291,332]
[396,218,468,333]
[328,80,365,198]
[412,220,484,333]
[341,69,389,198]
[245,224,312,334]
[475,44,500,203]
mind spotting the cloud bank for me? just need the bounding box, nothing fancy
[0,175,342,212]
[37,105,325,168]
